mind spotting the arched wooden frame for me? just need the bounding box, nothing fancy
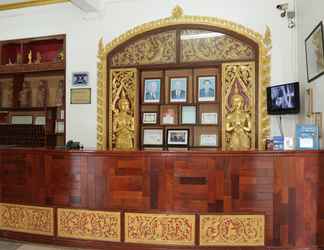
[97,7,272,150]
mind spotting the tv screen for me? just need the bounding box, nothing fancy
[267,82,300,115]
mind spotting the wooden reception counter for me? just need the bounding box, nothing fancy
[0,148,323,250]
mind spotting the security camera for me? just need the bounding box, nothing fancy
[276,3,288,11]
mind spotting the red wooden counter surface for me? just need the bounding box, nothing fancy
[0,148,323,250]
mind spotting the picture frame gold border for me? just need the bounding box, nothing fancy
[97,5,272,150]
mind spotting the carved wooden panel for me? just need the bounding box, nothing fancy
[125,212,195,245]
[57,208,120,242]
[111,30,177,66]
[0,203,54,236]
[200,214,265,246]
[180,29,255,63]
[109,68,138,150]
[222,62,256,150]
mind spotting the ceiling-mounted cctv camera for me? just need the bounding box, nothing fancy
[276,3,288,11]
[277,3,288,18]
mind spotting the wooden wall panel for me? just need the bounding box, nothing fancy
[0,152,44,204]
[44,154,87,207]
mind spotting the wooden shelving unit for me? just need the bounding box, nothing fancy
[0,35,66,147]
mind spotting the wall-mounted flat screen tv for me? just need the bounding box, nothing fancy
[266,82,300,115]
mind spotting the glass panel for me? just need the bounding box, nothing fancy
[180,29,255,63]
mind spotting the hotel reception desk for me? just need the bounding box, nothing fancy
[0,148,323,250]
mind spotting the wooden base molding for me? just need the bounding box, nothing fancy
[57,208,120,242]
[200,214,265,246]
[0,203,54,236]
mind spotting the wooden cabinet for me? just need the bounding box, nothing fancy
[0,35,66,147]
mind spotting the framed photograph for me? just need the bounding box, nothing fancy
[305,21,324,82]
[198,76,216,102]
[142,112,158,124]
[143,79,161,103]
[200,134,218,147]
[201,112,218,125]
[72,72,89,86]
[181,106,196,124]
[170,77,187,103]
[160,106,178,125]
[143,129,163,146]
[167,129,189,146]
[70,88,91,104]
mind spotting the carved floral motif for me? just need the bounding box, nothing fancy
[111,31,176,67]
[57,208,120,242]
[125,213,195,245]
[0,203,54,236]
[200,214,265,246]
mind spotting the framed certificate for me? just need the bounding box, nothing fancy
[181,106,196,124]
[34,116,46,125]
[143,129,163,146]
[142,112,158,124]
[70,88,91,104]
[200,134,218,146]
[201,112,218,125]
[11,115,33,125]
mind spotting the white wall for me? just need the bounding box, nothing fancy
[296,0,324,148]
[0,0,299,147]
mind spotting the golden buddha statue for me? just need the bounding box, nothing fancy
[225,84,251,150]
[113,91,134,150]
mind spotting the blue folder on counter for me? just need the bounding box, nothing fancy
[295,124,319,150]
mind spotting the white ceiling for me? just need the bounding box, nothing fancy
[0,0,32,4]
[0,0,105,13]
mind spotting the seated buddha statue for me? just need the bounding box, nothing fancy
[225,85,251,150]
[113,91,134,150]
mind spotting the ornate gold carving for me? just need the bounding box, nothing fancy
[0,203,54,236]
[97,38,107,149]
[222,62,256,150]
[200,214,265,246]
[125,212,195,246]
[172,5,184,18]
[109,68,138,150]
[97,6,272,149]
[57,208,120,242]
[259,27,272,149]
[111,31,176,67]
[181,29,255,62]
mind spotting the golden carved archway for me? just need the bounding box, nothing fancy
[97,6,271,150]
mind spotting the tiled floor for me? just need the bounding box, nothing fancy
[0,239,94,250]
